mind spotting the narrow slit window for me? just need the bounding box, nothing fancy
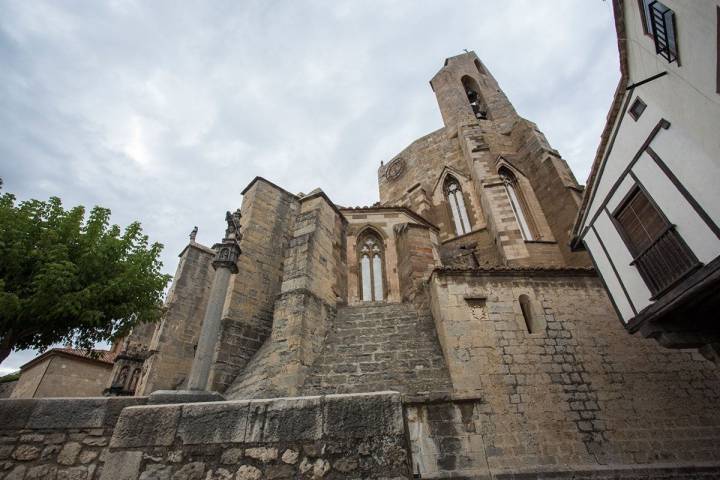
[519,295,534,333]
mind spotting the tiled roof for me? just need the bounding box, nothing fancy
[20,347,116,370]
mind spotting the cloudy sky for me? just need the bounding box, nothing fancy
[0,0,619,373]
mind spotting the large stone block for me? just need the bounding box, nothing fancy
[0,399,36,429]
[322,391,404,438]
[99,451,143,480]
[177,401,249,445]
[27,398,108,429]
[111,404,181,448]
[262,395,322,442]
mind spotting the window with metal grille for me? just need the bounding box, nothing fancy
[613,187,699,298]
[629,97,647,121]
[639,0,679,64]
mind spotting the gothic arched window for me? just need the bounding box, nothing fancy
[461,75,488,120]
[444,176,472,236]
[499,168,535,240]
[358,232,384,302]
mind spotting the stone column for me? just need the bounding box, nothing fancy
[187,211,242,392]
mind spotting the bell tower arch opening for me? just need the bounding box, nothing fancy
[461,75,488,120]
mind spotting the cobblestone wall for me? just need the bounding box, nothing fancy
[0,397,146,480]
[100,392,410,480]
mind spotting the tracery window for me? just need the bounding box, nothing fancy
[499,168,535,240]
[445,176,472,236]
[358,232,384,302]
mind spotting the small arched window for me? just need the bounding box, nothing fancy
[461,75,488,120]
[474,59,486,76]
[358,232,384,302]
[444,176,472,236]
[499,168,535,240]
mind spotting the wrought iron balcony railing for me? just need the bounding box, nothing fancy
[649,1,679,64]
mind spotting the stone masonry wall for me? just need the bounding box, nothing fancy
[137,243,215,395]
[209,178,299,392]
[421,269,720,478]
[0,397,146,480]
[225,193,346,399]
[395,224,438,302]
[100,392,410,480]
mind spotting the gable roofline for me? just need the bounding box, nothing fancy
[340,205,439,232]
[570,0,629,247]
[240,176,300,198]
[20,348,115,371]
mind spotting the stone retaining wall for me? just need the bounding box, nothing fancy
[0,397,147,479]
[101,391,410,479]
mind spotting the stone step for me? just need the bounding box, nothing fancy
[300,302,452,397]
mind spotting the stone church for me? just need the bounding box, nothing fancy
[100,52,720,478]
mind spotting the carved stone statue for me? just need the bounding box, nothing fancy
[224,209,243,241]
[189,226,198,242]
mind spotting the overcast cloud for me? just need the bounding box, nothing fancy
[0,0,619,373]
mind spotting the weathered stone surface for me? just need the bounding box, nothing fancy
[99,451,143,480]
[26,464,58,479]
[78,450,99,464]
[261,396,322,441]
[205,468,233,480]
[219,448,243,465]
[4,465,26,480]
[0,399,36,428]
[170,462,204,480]
[111,405,181,448]
[12,444,40,461]
[147,390,225,405]
[280,449,299,464]
[234,465,261,480]
[244,447,277,463]
[57,466,88,480]
[177,401,248,445]
[323,391,404,438]
[57,441,82,465]
[27,398,107,429]
[139,464,173,480]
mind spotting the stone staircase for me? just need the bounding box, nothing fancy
[302,302,452,397]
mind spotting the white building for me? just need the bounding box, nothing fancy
[571,0,720,352]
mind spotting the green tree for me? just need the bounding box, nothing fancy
[0,191,171,364]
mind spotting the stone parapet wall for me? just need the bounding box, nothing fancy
[101,391,410,480]
[0,396,147,479]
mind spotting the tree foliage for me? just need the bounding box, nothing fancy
[0,191,171,364]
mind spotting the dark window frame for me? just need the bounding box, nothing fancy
[611,183,700,299]
[629,97,647,121]
[639,0,680,65]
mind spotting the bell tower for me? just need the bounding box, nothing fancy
[380,51,591,268]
